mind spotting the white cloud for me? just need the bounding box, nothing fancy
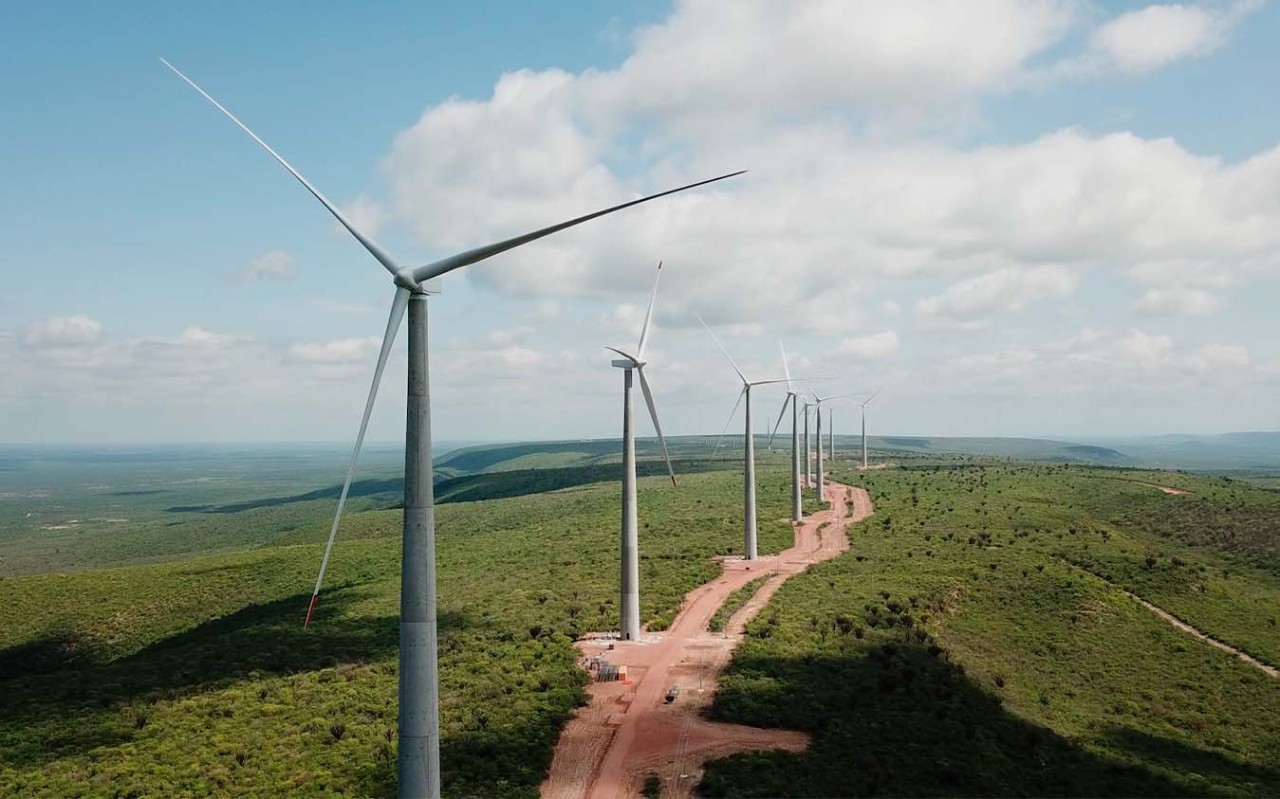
[241,250,297,282]
[1185,343,1250,370]
[944,348,1038,378]
[340,195,386,238]
[22,315,104,348]
[603,0,1079,129]
[1133,286,1222,315]
[838,331,899,360]
[916,266,1077,326]
[1117,328,1175,368]
[1090,2,1258,75]
[288,337,380,364]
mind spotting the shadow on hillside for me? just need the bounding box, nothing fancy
[166,477,402,513]
[699,642,1266,797]
[0,587,474,768]
[352,705,581,799]
[1099,727,1280,792]
[164,458,733,515]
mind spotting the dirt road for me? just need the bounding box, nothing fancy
[541,482,874,799]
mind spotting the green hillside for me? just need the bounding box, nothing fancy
[2,445,1278,797]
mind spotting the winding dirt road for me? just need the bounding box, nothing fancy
[541,482,873,799]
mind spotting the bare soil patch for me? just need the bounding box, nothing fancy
[541,483,873,799]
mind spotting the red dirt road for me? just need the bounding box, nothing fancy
[541,482,874,799]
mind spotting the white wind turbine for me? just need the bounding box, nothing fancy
[767,343,805,523]
[802,397,813,489]
[699,318,787,560]
[606,262,676,642]
[162,59,743,799]
[859,390,882,470]
[805,388,851,503]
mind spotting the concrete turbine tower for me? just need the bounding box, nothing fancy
[806,388,851,503]
[767,342,805,523]
[803,399,812,488]
[606,262,677,642]
[859,390,882,470]
[699,317,786,560]
[162,60,743,799]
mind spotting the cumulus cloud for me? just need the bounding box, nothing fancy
[838,331,899,360]
[916,266,1078,327]
[22,315,103,348]
[288,337,380,364]
[340,195,386,238]
[1133,286,1222,315]
[1089,2,1259,75]
[1185,343,1250,370]
[240,250,297,282]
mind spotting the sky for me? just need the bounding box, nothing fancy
[2,0,1279,445]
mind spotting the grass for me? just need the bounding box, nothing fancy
[709,575,770,633]
[0,464,793,798]
[3,448,1279,796]
[702,462,1280,797]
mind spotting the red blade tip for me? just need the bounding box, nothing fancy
[304,594,319,628]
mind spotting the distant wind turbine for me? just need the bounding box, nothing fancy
[700,318,787,559]
[828,407,835,462]
[859,390,882,470]
[803,398,812,488]
[606,262,677,642]
[767,342,806,522]
[162,59,743,799]
[805,388,850,503]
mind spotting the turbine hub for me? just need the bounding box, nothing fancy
[394,269,442,294]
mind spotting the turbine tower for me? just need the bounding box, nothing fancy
[806,389,849,503]
[859,390,881,470]
[767,342,804,522]
[828,407,835,462]
[700,318,786,560]
[803,398,812,488]
[606,262,676,642]
[162,59,742,799]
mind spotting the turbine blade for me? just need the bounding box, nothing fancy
[864,388,882,406]
[605,345,640,363]
[161,59,401,276]
[768,393,791,447]
[747,378,791,387]
[411,172,745,283]
[779,341,793,392]
[696,314,747,383]
[636,366,676,486]
[711,386,746,460]
[636,261,663,360]
[305,286,410,627]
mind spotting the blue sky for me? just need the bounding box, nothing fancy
[3,1,1278,444]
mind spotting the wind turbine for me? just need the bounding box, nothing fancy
[161,59,743,799]
[802,397,812,489]
[606,262,676,642]
[859,390,882,470]
[767,343,804,522]
[828,406,835,462]
[806,388,850,503]
[699,318,787,560]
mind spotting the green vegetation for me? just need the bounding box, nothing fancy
[703,462,1280,797]
[709,576,770,633]
[4,443,1279,797]
[0,457,793,798]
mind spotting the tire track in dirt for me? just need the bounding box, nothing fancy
[541,482,873,799]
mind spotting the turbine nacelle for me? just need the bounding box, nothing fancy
[394,269,443,295]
